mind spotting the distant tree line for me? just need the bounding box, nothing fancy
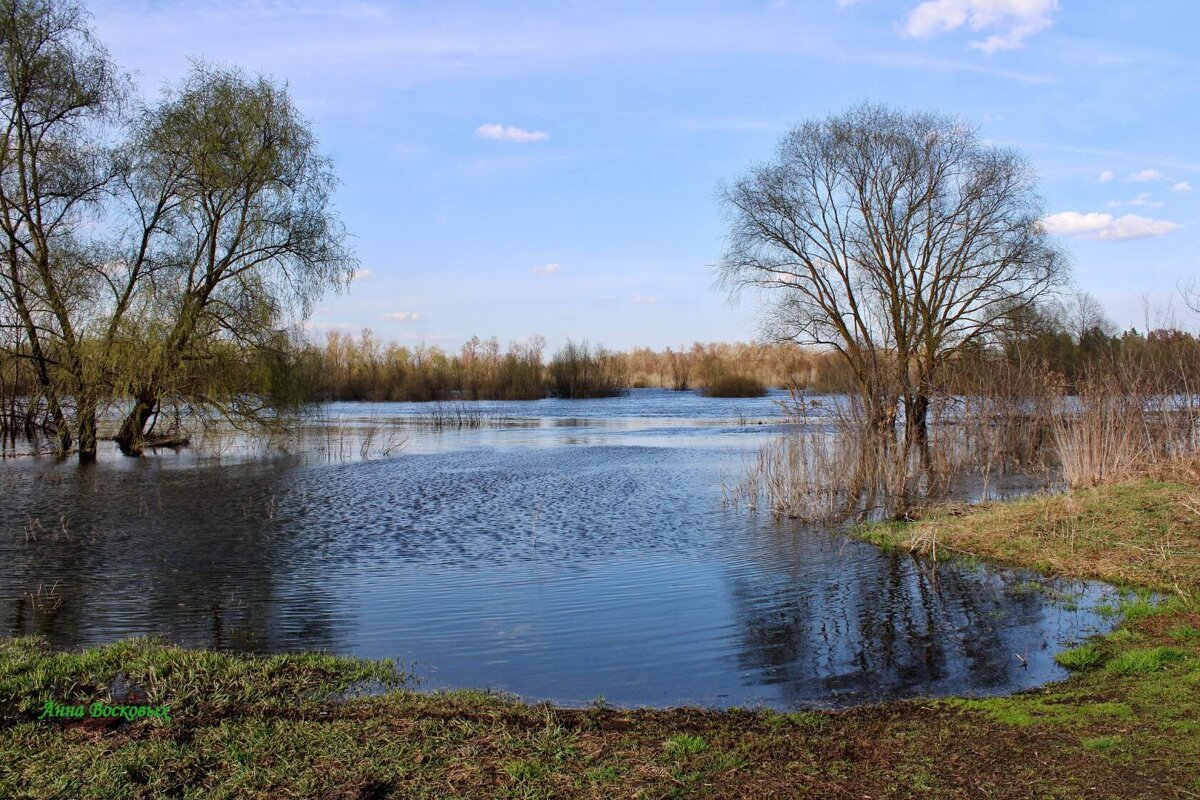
[287,333,627,402]
[156,307,1200,406]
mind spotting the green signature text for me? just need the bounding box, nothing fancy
[37,700,171,722]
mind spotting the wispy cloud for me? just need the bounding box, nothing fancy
[1098,170,1114,183]
[351,268,372,281]
[1174,182,1193,193]
[531,263,562,276]
[994,141,1200,175]
[89,0,1054,100]
[382,311,422,322]
[1105,193,1163,209]
[475,123,549,143]
[1128,169,1165,182]
[632,295,658,304]
[902,0,1059,54]
[1042,211,1181,241]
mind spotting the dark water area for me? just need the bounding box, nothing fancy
[0,389,1120,709]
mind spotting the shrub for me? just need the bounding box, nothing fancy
[702,373,767,398]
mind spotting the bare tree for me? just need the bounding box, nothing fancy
[1063,291,1116,343]
[719,103,1067,448]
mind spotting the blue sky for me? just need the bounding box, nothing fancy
[93,0,1199,349]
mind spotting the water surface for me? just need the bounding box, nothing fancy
[0,389,1118,708]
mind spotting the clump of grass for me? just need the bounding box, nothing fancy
[663,734,709,758]
[1055,643,1106,671]
[504,758,552,783]
[415,401,489,429]
[585,765,621,783]
[1104,646,1187,676]
[1167,624,1200,641]
[702,373,767,398]
[726,425,921,522]
[1081,735,1121,752]
[707,750,749,772]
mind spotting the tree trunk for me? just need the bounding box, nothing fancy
[866,393,898,437]
[904,394,930,452]
[77,395,98,463]
[114,389,157,457]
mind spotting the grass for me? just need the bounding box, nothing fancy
[1055,643,1105,671]
[858,479,1200,595]
[1104,646,1187,675]
[2,479,1200,798]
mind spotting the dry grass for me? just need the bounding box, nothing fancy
[865,479,1200,596]
[726,424,920,521]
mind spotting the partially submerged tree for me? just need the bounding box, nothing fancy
[0,0,354,461]
[719,103,1066,448]
[110,65,355,455]
[0,0,125,459]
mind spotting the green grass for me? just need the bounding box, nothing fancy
[663,734,709,758]
[1167,624,1200,641]
[0,637,406,718]
[1104,646,1188,675]
[1055,643,1106,671]
[1081,735,1121,752]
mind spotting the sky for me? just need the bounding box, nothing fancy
[90,0,1199,350]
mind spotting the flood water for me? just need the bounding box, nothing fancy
[0,389,1121,709]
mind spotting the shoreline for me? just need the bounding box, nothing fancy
[2,479,1198,798]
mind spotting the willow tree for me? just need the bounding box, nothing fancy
[110,65,355,455]
[719,103,1066,447]
[0,0,125,459]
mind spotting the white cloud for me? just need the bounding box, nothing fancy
[903,0,1059,53]
[1128,169,1164,182]
[1105,192,1163,209]
[1098,170,1114,183]
[382,311,422,322]
[351,268,372,281]
[1174,182,1193,193]
[1042,211,1181,241]
[531,263,562,276]
[632,295,658,304]
[475,123,549,143]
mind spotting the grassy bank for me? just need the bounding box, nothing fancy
[2,482,1199,798]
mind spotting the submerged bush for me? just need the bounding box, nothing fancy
[547,340,627,399]
[702,373,768,398]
